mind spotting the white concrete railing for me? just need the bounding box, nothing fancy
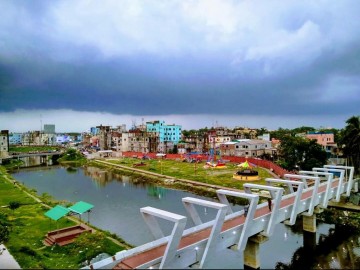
[84,165,355,270]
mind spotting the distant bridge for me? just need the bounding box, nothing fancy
[84,165,357,269]
[3,151,63,159]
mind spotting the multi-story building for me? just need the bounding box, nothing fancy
[146,120,182,146]
[21,131,41,145]
[233,127,258,139]
[304,131,337,157]
[220,139,273,157]
[0,130,9,158]
[9,133,22,145]
[97,125,112,150]
[41,133,57,145]
[90,127,100,136]
[43,124,55,134]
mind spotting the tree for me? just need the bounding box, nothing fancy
[277,135,327,171]
[340,116,360,175]
[291,126,315,135]
[270,128,292,140]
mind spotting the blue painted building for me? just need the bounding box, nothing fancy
[90,127,99,136]
[9,133,22,145]
[146,120,182,144]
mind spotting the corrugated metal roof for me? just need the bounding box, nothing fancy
[44,205,70,221]
[68,201,94,214]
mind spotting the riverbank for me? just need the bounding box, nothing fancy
[0,166,129,269]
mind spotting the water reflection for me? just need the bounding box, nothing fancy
[147,186,167,199]
[275,225,360,269]
[11,166,360,269]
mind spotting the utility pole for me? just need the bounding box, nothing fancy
[40,114,42,145]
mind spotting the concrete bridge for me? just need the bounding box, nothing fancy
[84,165,357,269]
[7,151,62,158]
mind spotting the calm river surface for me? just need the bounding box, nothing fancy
[11,165,360,269]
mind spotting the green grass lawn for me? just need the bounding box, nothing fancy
[0,167,126,269]
[106,157,275,190]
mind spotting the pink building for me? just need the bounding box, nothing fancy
[305,132,334,147]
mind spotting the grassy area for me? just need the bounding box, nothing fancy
[105,157,274,190]
[0,166,126,269]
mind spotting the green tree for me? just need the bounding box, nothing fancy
[270,128,292,140]
[277,136,327,171]
[340,116,360,175]
[60,148,85,161]
[291,126,315,135]
[257,127,269,136]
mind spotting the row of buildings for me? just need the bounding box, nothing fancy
[0,120,337,159]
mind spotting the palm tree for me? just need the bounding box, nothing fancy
[340,116,360,175]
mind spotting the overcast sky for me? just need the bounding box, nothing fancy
[0,0,359,133]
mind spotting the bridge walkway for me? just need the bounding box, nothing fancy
[112,179,340,269]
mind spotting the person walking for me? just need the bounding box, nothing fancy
[267,198,272,211]
[244,204,249,217]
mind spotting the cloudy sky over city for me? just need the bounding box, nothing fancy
[0,0,359,132]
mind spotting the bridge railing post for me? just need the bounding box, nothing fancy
[284,174,321,216]
[216,189,259,252]
[140,206,187,269]
[265,179,304,225]
[182,197,228,269]
[299,171,333,208]
[312,168,345,202]
[324,165,355,196]
[243,184,283,237]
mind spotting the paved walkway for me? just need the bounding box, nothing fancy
[0,244,21,269]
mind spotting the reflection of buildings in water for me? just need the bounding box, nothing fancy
[147,186,166,199]
[20,156,51,167]
[275,225,360,269]
[84,166,113,187]
[84,166,153,190]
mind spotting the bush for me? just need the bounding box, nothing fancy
[19,246,37,257]
[9,201,21,211]
[0,224,10,243]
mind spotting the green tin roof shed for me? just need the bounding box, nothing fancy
[68,201,94,214]
[44,205,71,221]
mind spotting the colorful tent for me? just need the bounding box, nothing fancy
[237,160,253,169]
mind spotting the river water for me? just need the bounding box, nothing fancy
[11,165,360,269]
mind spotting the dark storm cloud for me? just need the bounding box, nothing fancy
[0,0,359,122]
